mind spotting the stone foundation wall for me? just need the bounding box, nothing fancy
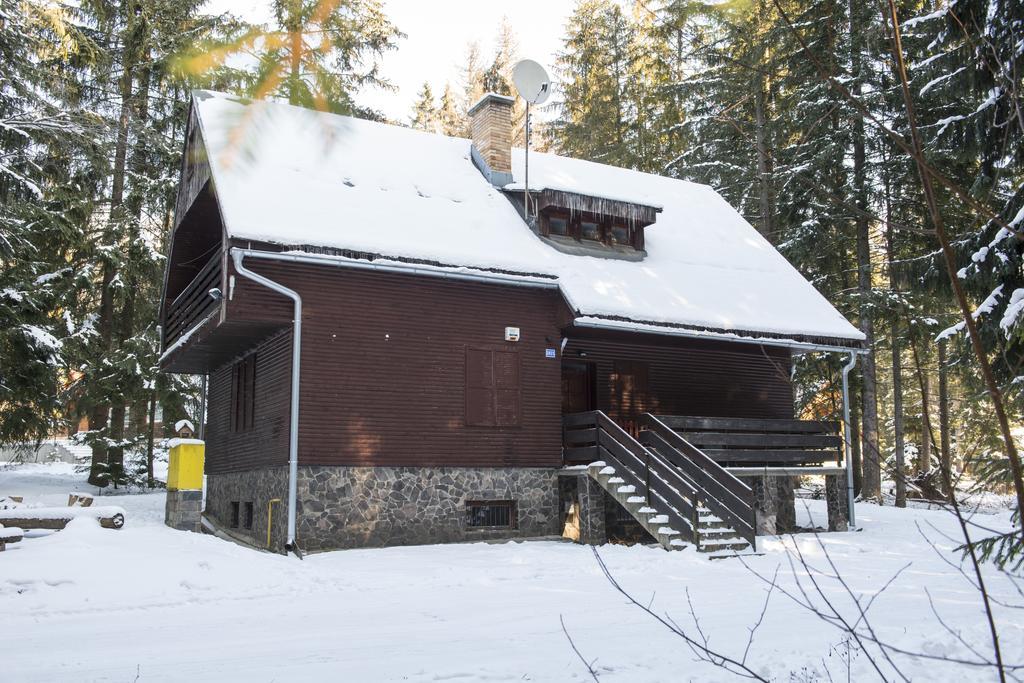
[206,466,561,553]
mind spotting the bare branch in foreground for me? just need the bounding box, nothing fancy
[560,614,600,682]
[591,546,770,681]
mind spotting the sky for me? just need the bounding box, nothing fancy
[203,0,576,123]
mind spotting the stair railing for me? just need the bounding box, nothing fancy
[563,411,699,542]
[640,413,757,546]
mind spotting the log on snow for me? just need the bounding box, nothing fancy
[0,506,125,530]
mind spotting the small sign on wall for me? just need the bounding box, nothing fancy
[504,327,521,342]
[545,348,557,358]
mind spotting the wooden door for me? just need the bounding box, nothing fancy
[611,360,649,435]
[561,361,596,414]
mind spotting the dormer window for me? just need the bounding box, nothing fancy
[548,213,570,237]
[610,223,630,245]
[508,187,660,260]
[539,211,645,252]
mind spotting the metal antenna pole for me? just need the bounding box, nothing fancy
[524,101,530,220]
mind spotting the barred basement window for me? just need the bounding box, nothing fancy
[466,500,517,529]
[229,501,240,528]
[243,502,254,530]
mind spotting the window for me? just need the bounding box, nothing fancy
[243,502,254,530]
[231,354,256,432]
[547,214,570,236]
[610,223,630,245]
[540,211,642,251]
[466,500,517,529]
[229,501,240,528]
[580,220,601,241]
[465,347,521,427]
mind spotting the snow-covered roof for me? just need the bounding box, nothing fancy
[191,91,863,345]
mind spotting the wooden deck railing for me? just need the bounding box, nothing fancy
[163,255,222,349]
[654,415,842,466]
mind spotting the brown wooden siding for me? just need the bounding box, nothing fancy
[226,259,564,469]
[205,330,292,474]
[563,330,793,423]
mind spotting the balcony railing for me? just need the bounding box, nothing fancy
[164,255,222,350]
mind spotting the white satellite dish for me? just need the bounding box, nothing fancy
[512,60,551,222]
[512,59,551,105]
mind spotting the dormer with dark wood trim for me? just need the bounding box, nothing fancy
[514,188,661,261]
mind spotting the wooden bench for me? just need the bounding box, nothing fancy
[0,524,24,551]
[653,416,842,467]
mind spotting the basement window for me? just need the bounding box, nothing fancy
[230,501,240,528]
[466,500,517,529]
[243,502,254,530]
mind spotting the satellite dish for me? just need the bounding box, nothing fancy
[512,59,551,105]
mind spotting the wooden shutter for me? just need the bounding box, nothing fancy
[465,348,521,427]
[493,350,521,426]
[230,355,257,432]
[243,354,256,430]
[466,348,495,426]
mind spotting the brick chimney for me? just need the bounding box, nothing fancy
[468,92,514,186]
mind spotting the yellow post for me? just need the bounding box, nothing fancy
[167,439,205,491]
[266,498,281,548]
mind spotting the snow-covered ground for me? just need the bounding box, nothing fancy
[1,463,1022,682]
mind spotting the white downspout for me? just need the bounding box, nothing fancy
[230,248,302,557]
[841,351,858,529]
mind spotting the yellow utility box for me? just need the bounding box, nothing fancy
[167,440,205,491]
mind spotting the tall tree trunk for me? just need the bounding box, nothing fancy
[893,323,906,506]
[938,338,952,500]
[146,390,157,489]
[851,401,862,496]
[850,0,881,502]
[753,71,773,242]
[912,339,934,475]
[87,50,135,487]
[885,177,905,507]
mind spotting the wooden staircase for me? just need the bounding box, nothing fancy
[586,461,689,550]
[563,411,757,556]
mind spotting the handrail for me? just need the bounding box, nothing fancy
[563,411,697,542]
[169,255,220,311]
[641,413,756,546]
[164,255,222,348]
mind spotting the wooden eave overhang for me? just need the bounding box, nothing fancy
[521,188,662,227]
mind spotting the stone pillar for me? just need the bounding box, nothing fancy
[825,474,849,532]
[751,474,797,535]
[751,476,777,535]
[165,435,205,533]
[774,475,797,533]
[576,473,606,546]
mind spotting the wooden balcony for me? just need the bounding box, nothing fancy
[163,255,222,351]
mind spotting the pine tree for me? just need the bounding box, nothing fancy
[551,0,645,168]
[185,0,402,116]
[0,0,91,446]
[410,81,437,132]
[436,83,464,137]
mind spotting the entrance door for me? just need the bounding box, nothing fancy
[611,360,649,435]
[562,361,596,414]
